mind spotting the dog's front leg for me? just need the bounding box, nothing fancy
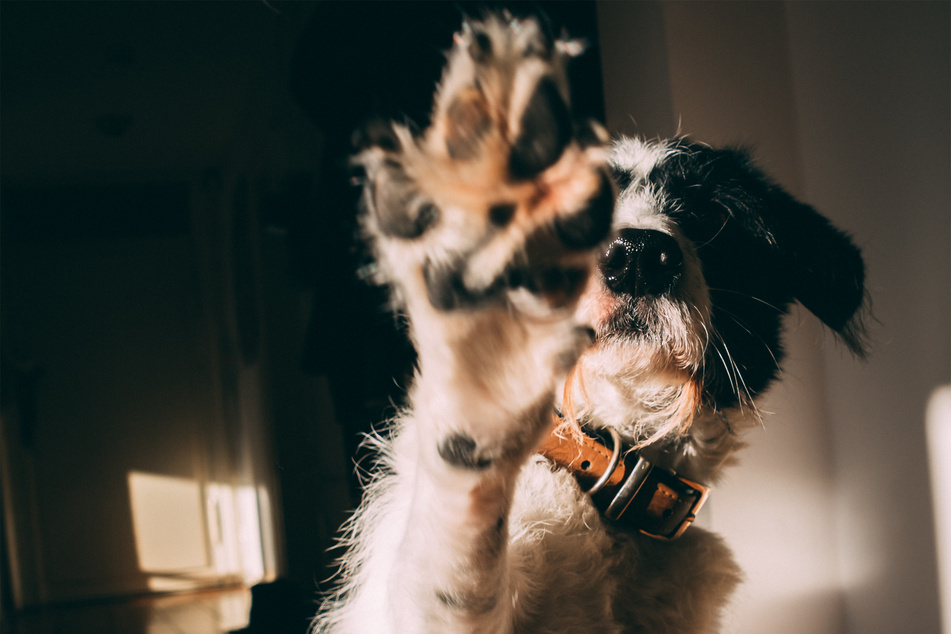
[351,14,613,632]
[391,309,587,632]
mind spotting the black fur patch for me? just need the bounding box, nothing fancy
[522,28,552,59]
[469,28,493,63]
[445,95,491,160]
[423,261,470,311]
[435,588,499,615]
[412,203,440,236]
[436,590,462,609]
[509,78,571,180]
[489,203,516,227]
[610,163,634,192]
[553,169,614,249]
[423,259,504,312]
[437,433,494,469]
[627,140,868,406]
[505,260,587,307]
[370,167,437,239]
[351,117,400,152]
[575,119,607,149]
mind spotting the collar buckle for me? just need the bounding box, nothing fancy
[600,453,709,541]
[539,422,710,540]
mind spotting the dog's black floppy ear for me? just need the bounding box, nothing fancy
[766,188,867,355]
[718,153,868,356]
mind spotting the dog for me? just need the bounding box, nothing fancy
[313,14,866,633]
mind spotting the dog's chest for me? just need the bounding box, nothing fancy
[504,458,622,629]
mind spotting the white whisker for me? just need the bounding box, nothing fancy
[707,287,784,313]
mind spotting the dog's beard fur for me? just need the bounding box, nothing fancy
[569,305,707,442]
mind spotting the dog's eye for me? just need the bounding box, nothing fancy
[610,166,633,192]
[671,203,732,249]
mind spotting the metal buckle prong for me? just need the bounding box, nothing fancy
[604,455,653,521]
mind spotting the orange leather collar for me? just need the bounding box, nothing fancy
[538,422,709,540]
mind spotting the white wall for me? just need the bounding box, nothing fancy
[786,4,950,632]
[597,2,949,632]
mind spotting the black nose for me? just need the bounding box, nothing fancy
[600,229,684,296]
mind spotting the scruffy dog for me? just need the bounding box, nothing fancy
[314,14,865,633]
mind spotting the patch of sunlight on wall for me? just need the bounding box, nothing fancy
[257,485,278,579]
[128,471,269,590]
[206,482,265,584]
[206,481,241,577]
[236,485,265,583]
[927,386,951,634]
[128,472,209,572]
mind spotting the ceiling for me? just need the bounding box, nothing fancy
[0,1,313,179]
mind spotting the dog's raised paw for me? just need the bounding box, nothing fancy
[356,13,613,315]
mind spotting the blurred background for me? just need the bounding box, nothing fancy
[0,2,947,633]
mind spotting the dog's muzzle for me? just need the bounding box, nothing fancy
[539,422,709,541]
